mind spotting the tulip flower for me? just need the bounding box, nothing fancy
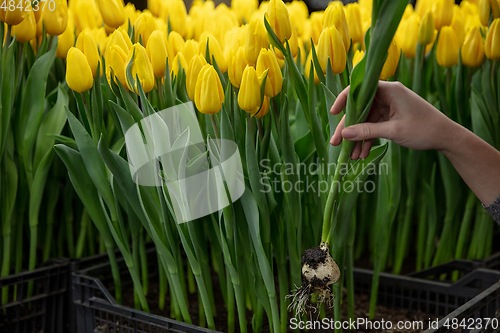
[256,48,283,98]
[304,51,319,84]
[56,13,75,58]
[433,0,454,30]
[11,10,36,43]
[97,0,125,29]
[107,28,133,55]
[228,46,249,88]
[323,2,351,51]
[121,3,139,31]
[485,18,500,60]
[345,3,363,44]
[352,49,365,68]
[134,12,156,45]
[74,1,102,33]
[399,14,421,58]
[106,44,128,88]
[148,0,162,16]
[317,26,346,75]
[126,43,155,93]
[161,0,188,39]
[232,0,258,24]
[380,40,400,80]
[238,65,262,115]
[1,1,26,26]
[186,54,207,101]
[253,96,270,119]
[245,18,269,65]
[479,0,491,26]
[183,40,200,65]
[415,0,433,18]
[286,1,308,36]
[461,26,485,67]
[168,31,185,57]
[171,52,188,79]
[194,64,224,115]
[266,0,293,44]
[436,26,459,67]
[66,47,94,93]
[76,30,100,77]
[199,34,227,73]
[147,30,170,78]
[451,6,466,46]
[309,12,323,46]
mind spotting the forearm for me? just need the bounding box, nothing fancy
[439,121,500,206]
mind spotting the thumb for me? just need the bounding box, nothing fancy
[342,122,392,141]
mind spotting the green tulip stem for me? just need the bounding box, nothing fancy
[4,25,11,49]
[80,92,97,141]
[257,118,264,141]
[210,114,220,140]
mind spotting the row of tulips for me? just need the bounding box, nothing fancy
[1,0,500,332]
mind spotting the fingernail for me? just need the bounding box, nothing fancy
[343,128,358,140]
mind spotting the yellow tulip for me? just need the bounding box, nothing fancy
[345,3,363,44]
[451,6,466,46]
[380,40,399,80]
[66,47,93,93]
[238,65,262,115]
[199,33,227,73]
[106,44,128,88]
[419,10,435,46]
[74,1,102,33]
[11,9,36,43]
[485,18,500,60]
[415,0,432,18]
[253,96,270,119]
[56,13,75,58]
[266,0,292,44]
[308,12,323,46]
[223,26,245,60]
[317,26,346,75]
[186,54,207,101]
[436,26,459,67]
[323,2,351,51]
[403,4,415,20]
[89,27,107,54]
[147,30,170,78]
[304,50,319,84]
[461,26,485,67]
[161,0,188,39]
[286,1,308,36]
[194,64,224,115]
[232,0,258,24]
[352,49,364,68]
[107,27,132,56]
[400,14,421,58]
[1,0,26,26]
[76,30,100,77]
[183,40,200,65]
[97,0,125,29]
[134,12,156,45]
[168,31,185,57]
[228,46,249,88]
[480,0,491,26]
[245,18,269,65]
[171,52,188,78]
[148,0,162,17]
[121,3,139,31]
[126,43,155,93]
[433,0,454,30]
[256,48,283,98]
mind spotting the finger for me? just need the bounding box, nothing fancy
[359,139,375,159]
[351,141,363,160]
[330,86,350,115]
[341,121,393,142]
[330,115,346,146]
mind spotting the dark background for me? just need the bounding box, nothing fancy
[126,0,459,14]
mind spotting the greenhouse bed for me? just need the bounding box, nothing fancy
[73,251,500,333]
[0,258,69,333]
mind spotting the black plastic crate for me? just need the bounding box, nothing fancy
[74,251,500,333]
[0,258,69,333]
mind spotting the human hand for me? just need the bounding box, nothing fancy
[329,81,459,159]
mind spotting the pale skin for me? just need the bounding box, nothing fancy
[330,81,500,207]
